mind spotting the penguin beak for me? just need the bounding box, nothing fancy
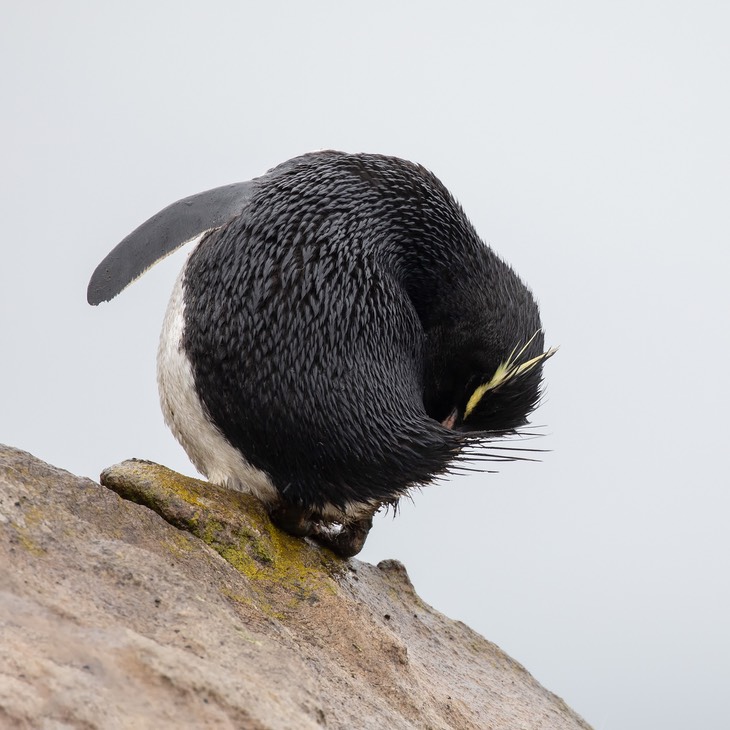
[441,408,459,430]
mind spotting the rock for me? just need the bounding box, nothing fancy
[0,445,592,729]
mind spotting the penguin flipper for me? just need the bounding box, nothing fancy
[87,181,255,305]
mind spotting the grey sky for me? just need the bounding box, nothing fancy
[3,2,729,728]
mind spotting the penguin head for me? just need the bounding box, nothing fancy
[456,332,557,434]
[425,322,557,436]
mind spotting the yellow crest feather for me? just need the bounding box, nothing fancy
[463,331,558,420]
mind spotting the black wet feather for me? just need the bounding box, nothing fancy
[181,151,551,512]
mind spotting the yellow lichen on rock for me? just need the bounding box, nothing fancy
[100,459,342,617]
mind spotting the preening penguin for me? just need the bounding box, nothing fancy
[88,151,556,557]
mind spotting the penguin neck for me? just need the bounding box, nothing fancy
[393,226,503,332]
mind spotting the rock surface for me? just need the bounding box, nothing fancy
[0,444,592,729]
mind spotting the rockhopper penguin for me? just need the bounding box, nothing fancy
[88,151,556,557]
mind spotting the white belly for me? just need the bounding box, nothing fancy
[156,252,280,505]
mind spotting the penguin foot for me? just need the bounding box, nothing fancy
[311,517,374,559]
[269,502,317,538]
[269,503,373,559]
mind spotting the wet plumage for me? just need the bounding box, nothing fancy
[89,151,555,556]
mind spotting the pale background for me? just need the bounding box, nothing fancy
[2,3,729,728]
